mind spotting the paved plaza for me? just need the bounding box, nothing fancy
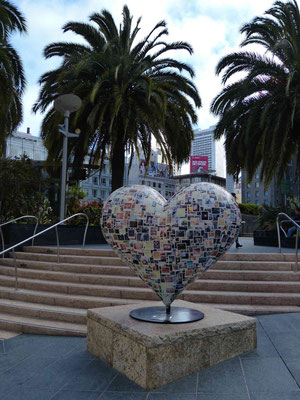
[1,237,300,399]
[228,237,297,254]
[1,312,300,399]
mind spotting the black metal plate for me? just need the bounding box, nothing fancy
[129,306,204,324]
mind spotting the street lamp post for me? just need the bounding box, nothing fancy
[54,94,82,221]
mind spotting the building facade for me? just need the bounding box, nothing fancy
[192,125,226,178]
[5,129,112,203]
[127,148,177,199]
[241,168,275,205]
[173,172,226,193]
[5,129,47,161]
[79,160,113,202]
[5,131,186,203]
[241,159,300,206]
[79,147,178,202]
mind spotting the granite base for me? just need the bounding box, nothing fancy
[87,300,257,390]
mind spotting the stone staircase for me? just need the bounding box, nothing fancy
[0,246,300,336]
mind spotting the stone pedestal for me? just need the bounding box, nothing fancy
[87,300,257,390]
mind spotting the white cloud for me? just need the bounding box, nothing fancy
[11,0,276,135]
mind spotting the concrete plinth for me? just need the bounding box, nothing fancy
[87,300,257,390]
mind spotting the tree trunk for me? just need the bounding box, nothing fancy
[111,135,125,193]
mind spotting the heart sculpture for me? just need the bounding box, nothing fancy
[101,182,241,308]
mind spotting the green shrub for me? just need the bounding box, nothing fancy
[239,203,263,215]
[258,203,295,231]
[67,200,103,226]
[66,184,87,216]
[0,156,56,223]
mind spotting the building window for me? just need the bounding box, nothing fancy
[247,184,251,188]
[93,177,98,185]
[153,182,156,187]
[255,200,259,205]
[264,190,268,196]
[158,183,161,188]
[142,180,145,185]
[255,182,259,188]
[92,189,97,198]
[100,190,105,197]
[255,173,259,179]
[247,192,251,198]
[255,191,259,197]
[101,178,106,185]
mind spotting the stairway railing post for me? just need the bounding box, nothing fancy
[13,248,18,291]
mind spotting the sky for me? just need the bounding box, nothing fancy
[11,0,278,137]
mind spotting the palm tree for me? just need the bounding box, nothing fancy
[33,5,201,191]
[211,0,300,186]
[0,0,26,156]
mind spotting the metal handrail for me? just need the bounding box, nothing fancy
[0,213,89,290]
[276,212,300,272]
[0,216,39,257]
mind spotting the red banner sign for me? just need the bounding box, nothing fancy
[190,156,208,173]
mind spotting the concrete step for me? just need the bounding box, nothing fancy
[26,247,296,262]
[1,284,299,318]
[213,304,300,316]
[0,265,145,287]
[189,279,300,293]
[0,329,20,339]
[1,275,300,306]
[0,285,146,309]
[0,275,157,300]
[23,246,115,258]
[12,251,297,271]
[0,258,133,276]
[182,290,300,306]
[11,252,125,266]
[213,260,295,271]
[204,269,300,281]
[1,246,299,336]
[0,311,86,336]
[221,253,297,262]
[2,258,300,282]
[0,298,86,324]
[1,265,300,293]
[5,255,297,274]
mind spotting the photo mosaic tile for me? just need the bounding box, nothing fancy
[101,183,241,306]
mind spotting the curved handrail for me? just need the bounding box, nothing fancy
[0,213,89,290]
[0,216,39,257]
[276,212,300,272]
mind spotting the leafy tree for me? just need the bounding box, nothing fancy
[66,200,103,226]
[66,184,86,216]
[0,156,54,222]
[0,0,27,155]
[239,203,263,215]
[33,5,201,191]
[211,0,300,186]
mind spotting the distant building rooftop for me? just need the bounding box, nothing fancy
[173,172,226,188]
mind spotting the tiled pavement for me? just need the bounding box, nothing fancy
[2,312,300,399]
[227,237,296,254]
